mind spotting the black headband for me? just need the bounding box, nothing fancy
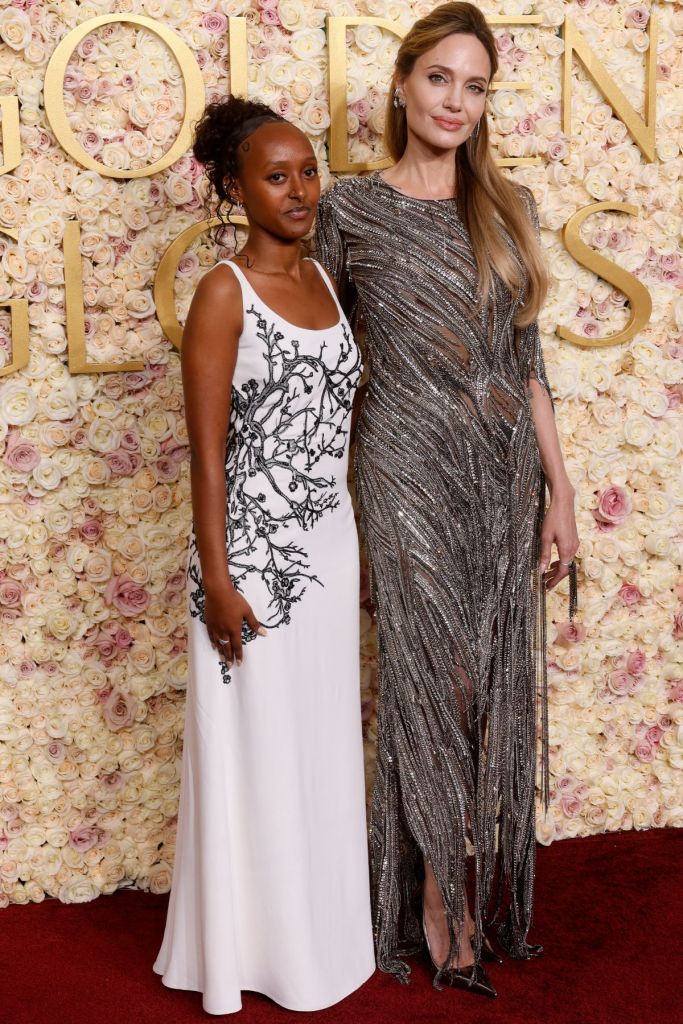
[235,114,284,147]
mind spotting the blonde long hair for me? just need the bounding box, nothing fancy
[385,2,546,326]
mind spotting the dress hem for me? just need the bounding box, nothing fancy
[154,963,376,1016]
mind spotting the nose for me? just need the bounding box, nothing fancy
[289,176,305,199]
[443,86,464,112]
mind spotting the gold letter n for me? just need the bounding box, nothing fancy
[563,10,658,162]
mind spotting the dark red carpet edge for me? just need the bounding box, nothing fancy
[2,829,680,1024]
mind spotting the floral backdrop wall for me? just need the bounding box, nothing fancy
[0,0,681,906]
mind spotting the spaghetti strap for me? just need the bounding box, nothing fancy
[307,258,342,307]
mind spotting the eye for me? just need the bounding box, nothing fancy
[303,167,319,178]
[268,172,286,182]
[428,73,447,84]
[468,84,486,94]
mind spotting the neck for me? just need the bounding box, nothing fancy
[386,132,458,198]
[237,227,304,274]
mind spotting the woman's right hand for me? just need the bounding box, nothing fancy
[204,583,265,666]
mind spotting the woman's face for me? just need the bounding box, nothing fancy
[233,122,320,240]
[398,32,491,152]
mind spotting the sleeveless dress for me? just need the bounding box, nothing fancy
[315,174,551,983]
[154,258,375,1014]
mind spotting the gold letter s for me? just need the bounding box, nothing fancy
[558,202,652,348]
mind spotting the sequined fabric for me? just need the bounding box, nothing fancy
[315,172,552,985]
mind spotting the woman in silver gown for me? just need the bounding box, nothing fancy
[316,2,579,999]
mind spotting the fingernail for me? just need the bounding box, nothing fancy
[540,563,547,574]
[257,627,267,637]
[236,658,242,667]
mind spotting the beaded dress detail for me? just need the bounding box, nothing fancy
[316,173,551,984]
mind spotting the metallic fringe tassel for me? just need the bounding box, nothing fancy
[568,560,579,622]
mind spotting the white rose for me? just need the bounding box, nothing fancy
[290,29,326,61]
[278,1,307,31]
[491,90,526,119]
[299,98,331,134]
[0,383,37,425]
[0,8,32,51]
[623,415,654,448]
[71,172,104,201]
[58,878,99,904]
[88,419,121,454]
[32,460,62,491]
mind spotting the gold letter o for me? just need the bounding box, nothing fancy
[44,14,205,179]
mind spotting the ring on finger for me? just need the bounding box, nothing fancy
[217,638,231,646]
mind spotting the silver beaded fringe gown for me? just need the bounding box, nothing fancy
[316,172,552,985]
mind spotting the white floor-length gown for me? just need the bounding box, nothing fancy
[153,259,375,1014]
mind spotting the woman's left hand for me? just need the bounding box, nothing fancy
[539,486,580,591]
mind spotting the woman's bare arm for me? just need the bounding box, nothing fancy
[528,378,579,590]
[181,266,261,663]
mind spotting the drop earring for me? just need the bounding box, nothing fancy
[393,88,405,109]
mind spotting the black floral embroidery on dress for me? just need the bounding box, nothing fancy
[188,302,361,683]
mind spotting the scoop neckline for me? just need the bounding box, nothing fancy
[225,258,343,334]
[372,171,455,203]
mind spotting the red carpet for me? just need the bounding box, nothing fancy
[3,829,680,1024]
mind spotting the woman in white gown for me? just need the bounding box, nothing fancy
[153,96,375,1015]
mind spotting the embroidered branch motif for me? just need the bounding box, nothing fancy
[189,303,361,683]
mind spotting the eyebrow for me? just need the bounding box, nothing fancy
[425,63,488,84]
[262,157,318,168]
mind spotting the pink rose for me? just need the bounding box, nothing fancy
[0,579,23,608]
[101,687,138,731]
[593,485,633,525]
[101,771,124,791]
[560,794,582,818]
[202,11,227,33]
[160,437,188,461]
[350,99,370,120]
[166,572,186,592]
[105,449,135,477]
[79,519,103,543]
[68,824,106,852]
[555,620,587,645]
[667,679,683,701]
[645,726,663,746]
[547,137,568,161]
[626,650,646,674]
[119,430,140,452]
[80,130,103,156]
[619,583,642,606]
[4,434,40,472]
[155,456,179,482]
[104,575,150,618]
[124,371,151,392]
[114,626,133,649]
[45,741,66,764]
[607,670,637,696]
[625,5,649,29]
[95,636,117,661]
[673,610,683,640]
[260,8,280,25]
[634,741,654,763]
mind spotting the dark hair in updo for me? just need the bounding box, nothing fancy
[193,95,285,239]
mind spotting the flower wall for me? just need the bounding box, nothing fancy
[0,0,681,906]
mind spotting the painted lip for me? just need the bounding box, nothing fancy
[433,117,465,131]
[283,206,311,219]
